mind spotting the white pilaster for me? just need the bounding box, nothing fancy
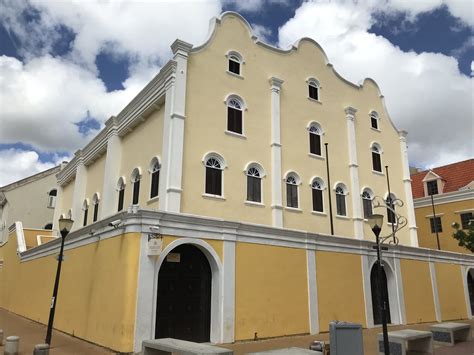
[101,117,122,218]
[307,249,319,333]
[461,266,472,319]
[361,254,374,328]
[159,40,191,213]
[345,106,364,239]
[221,238,236,342]
[429,261,442,322]
[269,77,284,227]
[399,130,418,247]
[394,257,407,325]
[71,151,87,230]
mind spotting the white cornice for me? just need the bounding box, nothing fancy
[414,189,474,208]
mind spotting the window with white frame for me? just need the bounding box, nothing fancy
[386,193,396,224]
[149,157,160,199]
[82,199,89,227]
[47,189,57,208]
[92,193,100,222]
[430,217,442,233]
[227,96,244,134]
[286,173,300,208]
[246,164,263,203]
[117,177,125,212]
[460,212,473,229]
[335,184,348,216]
[131,168,141,205]
[370,111,379,130]
[311,178,324,212]
[205,154,224,196]
[308,78,320,100]
[361,188,374,219]
[371,143,382,172]
[308,122,323,156]
[426,180,438,196]
[227,51,243,75]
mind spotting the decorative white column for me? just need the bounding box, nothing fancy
[345,106,364,239]
[399,130,418,247]
[269,77,284,228]
[71,151,87,230]
[101,116,122,218]
[159,40,192,213]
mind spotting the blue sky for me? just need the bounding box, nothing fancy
[0,0,472,186]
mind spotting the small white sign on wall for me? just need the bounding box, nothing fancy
[147,237,163,256]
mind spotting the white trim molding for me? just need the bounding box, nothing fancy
[429,261,442,322]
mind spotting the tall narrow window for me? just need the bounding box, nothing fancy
[362,189,373,219]
[308,123,322,156]
[430,217,442,233]
[47,189,57,208]
[286,174,299,208]
[149,158,160,199]
[117,177,125,212]
[82,200,89,227]
[387,193,396,224]
[205,156,223,196]
[131,168,141,205]
[426,180,438,196]
[311,178,324,212]
[228,54,242,75]
[92,193,100,222]
[227,97,243,134]
[308,79,320,100]
[371,144,382,172]
[246,166,262,203]
[335,185,347,216]
[370,111,379,130]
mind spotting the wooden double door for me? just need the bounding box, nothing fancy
[155,244,211,342]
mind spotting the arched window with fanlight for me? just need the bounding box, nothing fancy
[47,189,57,208]
[285,172,300,208]
[371,143,383,172]
[227,51,243,75]
[82,199,89,226]
[307,78,320,101]
[311,177,325,212]
[361,188,374,219]
[204,153,225,196]
[370,111,380,130]
[227,96,244,134]
[386,193,396,224]
[92,193,100,222]
[131,168,141,205]
[149,157,160,199]
[117,177,126,212]
[335,183,348,216]
[246,163,264,203]
[308,122,323,156]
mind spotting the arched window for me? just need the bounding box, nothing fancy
[361,188,374,219]
[204,154,225,196]
[308,122,323,156]
[386,193,396,224]
[370,111,379,130]
[311,178,325,212]
[246,163,264,203]
[286,173,300,208]
[335,183,348,216]
[117,177,126,212]
[308,78,320,101]
[149,157,161,199]
[92,193,100,222]
[227,51,243,75]
[47,189,57,208]
[227,96,244,134]
[371,143,382,172]
[82,199,89,227]
[131,168,141,205]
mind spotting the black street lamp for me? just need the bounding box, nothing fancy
[368,213,390,355]
[45,217,74,345]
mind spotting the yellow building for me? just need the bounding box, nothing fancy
[1,12,473,354]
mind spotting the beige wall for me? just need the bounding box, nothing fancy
[61,178,75,218]
[435,262,468,321]
[84,153,106,224]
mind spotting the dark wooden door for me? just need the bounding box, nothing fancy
[468,271,474,315]
[371,262,391,325]
[155,244,211,342]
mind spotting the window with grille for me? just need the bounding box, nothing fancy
[335,186,347,216]
[311,179,324,212]
[461,212,473,229]
[246,167,261,203]
[286,175,299,208]
[309,125,322,156]
[426,180,438,196]
[362,190,373,219]
[430,217,442,233]
[205,158,223,196]
[227,98,243,134]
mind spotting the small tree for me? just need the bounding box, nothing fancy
[452,220,474,253]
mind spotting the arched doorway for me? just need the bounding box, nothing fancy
[155,244,212,342]
[468,269,474,315]
[371,261,391,325]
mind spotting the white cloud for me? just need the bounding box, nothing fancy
[278,1,473,168]
[0,149,69,186]
[252,24,273,43]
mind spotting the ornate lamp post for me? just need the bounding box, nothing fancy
[45,217,74,345]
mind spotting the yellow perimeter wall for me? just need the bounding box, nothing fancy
[316,251,366,330]
[0,232,140,353]
[400,259,436,324]
[235,243,309,340]
[435,263,468,321]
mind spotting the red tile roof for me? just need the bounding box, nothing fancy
[411,159,474,199]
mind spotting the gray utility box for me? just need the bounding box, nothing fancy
[329,321,364,355]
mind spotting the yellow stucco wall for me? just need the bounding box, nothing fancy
[0,232,140,352]
[235,242,309,340]
[23,228,54,250]
[435,262,468,320]
[400,259,436,324]
[316,251,366,330]
[415,199,473,254]
[180,14,410,244]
